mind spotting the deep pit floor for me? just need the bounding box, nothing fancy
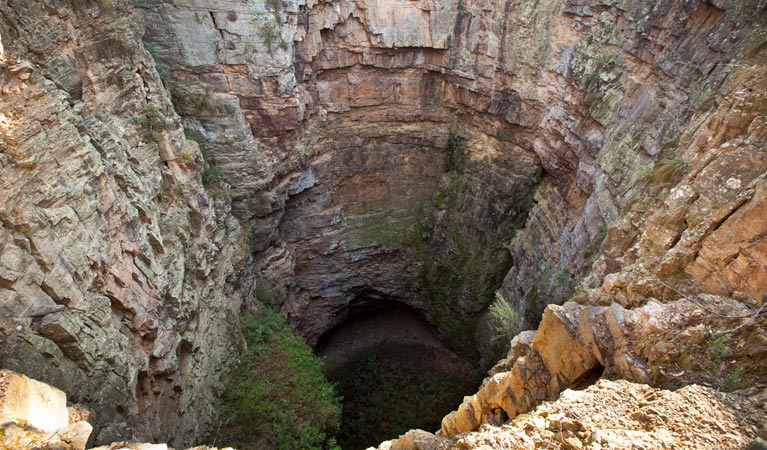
[316,305,481,449]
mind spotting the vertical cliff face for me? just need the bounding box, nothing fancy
[1,0,766,446]
[0,1,249,446]
[139,0,545,361]
[139,0,767,362]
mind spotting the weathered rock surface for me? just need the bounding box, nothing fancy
[90,444,234,450]
[1,0,767,447]
[0,369,92,450]
[0,1,250,446]
[138,0,767,366]
[438,295,767,436]
[377,379,767,450]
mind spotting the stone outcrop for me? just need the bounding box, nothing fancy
[0,1,250,446]
[376,379,767,450]
[0,369,92,450]
[437,295,767,436]
[0,369,235,450]
[90,444,233,450]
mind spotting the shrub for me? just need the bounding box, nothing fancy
[145,44,170,79]
[446,133,466,173]
[524,174,539,185]
[217,307,341,450]
[489,290,520,340]
[201,165,222,185]
[138,104,169,143]
[199,144,222,185]
[261,25,278,52]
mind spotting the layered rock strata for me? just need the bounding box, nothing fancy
[1,0,766,447]
[0,1,249,446]
[376,378,767,450]
[139,0,767,364]
[438,295,766,436]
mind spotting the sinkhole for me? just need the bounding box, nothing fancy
[315,298,482,450]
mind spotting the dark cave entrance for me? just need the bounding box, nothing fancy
[315,297,482,450]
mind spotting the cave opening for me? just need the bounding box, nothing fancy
[315,295,482,450]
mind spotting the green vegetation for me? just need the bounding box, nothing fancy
[137,104,169,143]
[261,24,279,52]
[255,277,284,309]
[446,133,466,173]
[645,156,686,186]
[583,53,617,88]
[68,0,113,12]
[583,226,607,259]
[489,291,520,341]
[635,163,653,179]
[412,225,512,358]
[199,144,222,185]
[333,352,475,450]
[525,284,540,317]
[419,221,434,241]
[145,44,170,79]
[524,175,539,185]
[217,307,341,450]
[702,331,748,392]
[743,94,767,114]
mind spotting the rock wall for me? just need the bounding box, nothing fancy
[377,378,767,450]
[139,0,767,363]
[1,0,766,446]
[0,1,249,446]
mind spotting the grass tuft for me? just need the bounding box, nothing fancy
[489,291,520,341]
[647,156,686,186]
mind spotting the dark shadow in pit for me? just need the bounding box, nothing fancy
[316,300,481,450]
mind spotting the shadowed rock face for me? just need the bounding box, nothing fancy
[1,0,766,446]
[139,0,767,360]
[316,302,480,449]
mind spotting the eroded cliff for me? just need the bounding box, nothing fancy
[138,0,767,360]
[0,0,766,448]
[0,1,250,446]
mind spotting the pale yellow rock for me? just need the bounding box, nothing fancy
[532,304,598,396]
[59,421,93,450]
[0,369,68,433]
[388,429,452,450]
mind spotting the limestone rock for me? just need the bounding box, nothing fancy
[378,429,452,450]
[688,181,767,303]
[2,0,767,447]
[374,379,767,450]
[0,369,68,433]
[0,369,93,450]
[138,0,767,370]
[0,1,250,446]
[438,295,765,436]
